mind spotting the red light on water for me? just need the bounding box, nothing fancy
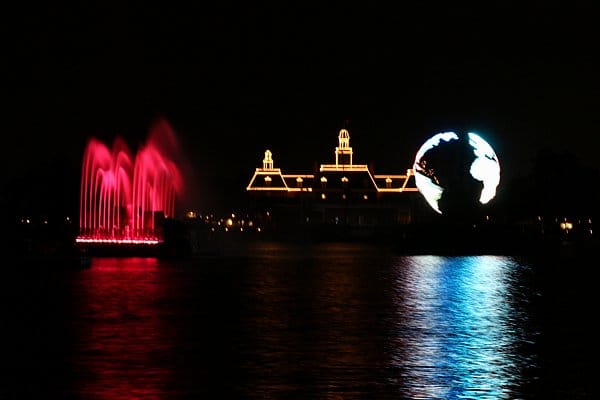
[75,238,162,245]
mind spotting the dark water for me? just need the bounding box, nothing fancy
[1,243,594,399]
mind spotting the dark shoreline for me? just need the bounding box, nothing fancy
[4,220,596,263]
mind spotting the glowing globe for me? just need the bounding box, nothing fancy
[413,132,500,215]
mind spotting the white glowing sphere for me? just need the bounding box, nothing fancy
[413,132,500,214]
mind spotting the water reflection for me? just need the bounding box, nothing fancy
[237,243,396,398]
[72,257,172,400]
[6,245,548,399]
[390,256,534,399]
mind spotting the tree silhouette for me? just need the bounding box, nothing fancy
[503,146,599,218]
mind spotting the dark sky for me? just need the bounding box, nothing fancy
[4,1,600,210]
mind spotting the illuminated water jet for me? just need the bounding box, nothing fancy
[77,119,183,245]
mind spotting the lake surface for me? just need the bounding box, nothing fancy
[1,243,594,399]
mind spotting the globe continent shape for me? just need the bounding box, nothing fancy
[413,132,500,215]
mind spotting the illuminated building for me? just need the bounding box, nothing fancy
[246,129,420,235]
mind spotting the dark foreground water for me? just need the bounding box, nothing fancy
[1,243,594,399]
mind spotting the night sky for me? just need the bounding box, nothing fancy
[5,1,600,211]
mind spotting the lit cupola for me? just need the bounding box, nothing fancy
[335,129,353,167]
[263,149,274,170]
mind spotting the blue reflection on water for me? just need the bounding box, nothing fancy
[390,256,534,399]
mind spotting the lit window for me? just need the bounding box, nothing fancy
[186,211,197,219]
[560,222,573,230]
[320,176,327,188]
[321,193,326,200]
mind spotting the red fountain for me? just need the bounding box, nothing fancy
[76,119,183,246]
